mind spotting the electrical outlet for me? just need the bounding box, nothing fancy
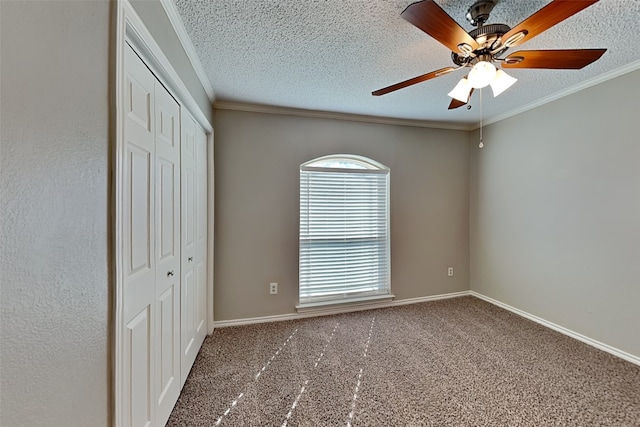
[448,267,454,277]
[269,282,278,295]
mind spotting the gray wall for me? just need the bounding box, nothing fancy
[214,110,470,321]
[0,1,214,425]
[0,1,110,425]
[470,69,640,358]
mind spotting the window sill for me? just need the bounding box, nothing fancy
[295,294,395,314]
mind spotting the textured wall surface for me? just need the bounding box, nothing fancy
[470,69,640,358]
[0,1,111,425]
[213,110,470,321]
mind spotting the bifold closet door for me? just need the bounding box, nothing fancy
[123,44,181,427]
[180,111,208,385]
[123,44,156,427]
[195,118,208,356]
[153,74,181,426]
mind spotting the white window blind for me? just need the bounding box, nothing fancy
[299,155,390,305]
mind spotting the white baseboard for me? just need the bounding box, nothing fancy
[213,290,640,367]
[213,291,471,328]
[470,291,640,367]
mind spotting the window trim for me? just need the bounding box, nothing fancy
[295,294,395,313]
[301,154,388,171]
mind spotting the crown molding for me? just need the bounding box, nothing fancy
[481,59,640,128]
[215,58,640,132]
[159,0,216,102]
[122,0,212,132]
[214,101,473,131]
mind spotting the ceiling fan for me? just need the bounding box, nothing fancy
[372,0,607,109]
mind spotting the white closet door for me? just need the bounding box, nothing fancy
[194,124,208,352]
[180,111,197,385]
[123,44,156,427]
[180,111,207,385]
[153,80,181,426]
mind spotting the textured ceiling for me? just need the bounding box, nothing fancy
[173,0,640,127]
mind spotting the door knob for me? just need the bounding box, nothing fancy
[188,257,193,262]
[167,270,174,277]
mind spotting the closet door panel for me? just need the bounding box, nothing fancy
[195,126,208,340]
[154,81,181,426]
[123,44,156,427]
[126,306,152,427]
[180,111,198,385]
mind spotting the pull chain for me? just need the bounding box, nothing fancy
[479,88,484,148]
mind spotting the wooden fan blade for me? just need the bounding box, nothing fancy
[501,0,600,48]
[502,49,606,69]
[448,98,467,109]
[372,67,456,96]
[448,88,474,110]
[401,0,479,53]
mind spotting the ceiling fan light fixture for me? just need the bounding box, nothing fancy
[468,61,497,88]
[374,0,607,109]
[490,69,517,97]
[448,77,473,103]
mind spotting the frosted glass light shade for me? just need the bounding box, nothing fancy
[447,78,472,102]
[468,61,497,89]
[490,69,518,97]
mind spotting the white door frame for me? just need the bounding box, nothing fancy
[114,1,214,425]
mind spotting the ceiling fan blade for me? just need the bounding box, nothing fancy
[448,87,474,110]
[502,49,606,69]
[401,0,479,53]
[372,67,456,96]
[501,0,600,48]
[448,98,467,109]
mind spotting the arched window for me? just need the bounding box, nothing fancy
[298,154,390,306]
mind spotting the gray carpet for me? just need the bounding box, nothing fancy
[167,296,640,426]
